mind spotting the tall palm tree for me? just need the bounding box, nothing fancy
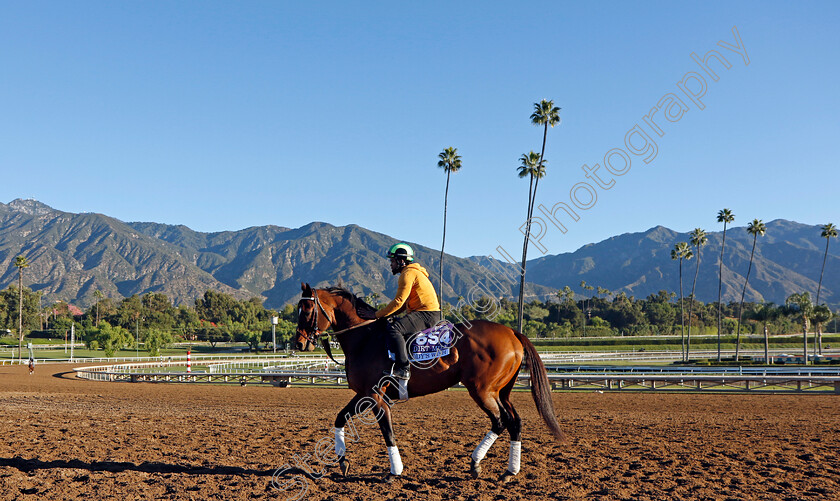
[437,146,462,306]
[94,289,104,325]
[812,305,833,356]
[751,302,778,365]
[516,100,561,332]
[735,219,766,361]
[579,280,593,336]
[555,285,574,322]
[687,228,707,360]
[716,208,735,361]
[516,151,546,331]
[597,286,611,300]
[813,223,836,355]
[14,255,30,361]
[671,242,693,362]
[786,292,813,363]
[816,223,837,306]
[529,99,561,225]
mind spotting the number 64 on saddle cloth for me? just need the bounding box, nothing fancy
[408,321,457,362]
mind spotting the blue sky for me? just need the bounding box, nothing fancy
[1,1,838,260]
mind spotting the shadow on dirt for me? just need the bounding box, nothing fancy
[0,456,271,477]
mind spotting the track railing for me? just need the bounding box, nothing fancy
[73,355,840,394]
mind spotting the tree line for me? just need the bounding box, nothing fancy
[0,287,298,357]
[670,212,836,363]
[0,280,836,361]
[447,287,831,340]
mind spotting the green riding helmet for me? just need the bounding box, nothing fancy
[386,243,415,262]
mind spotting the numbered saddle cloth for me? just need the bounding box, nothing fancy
[408,321,456,362]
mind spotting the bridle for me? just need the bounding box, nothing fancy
[298,290,336,347]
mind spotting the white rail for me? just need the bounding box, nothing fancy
[72,355,840,394]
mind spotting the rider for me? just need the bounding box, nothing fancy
[375,243,441,385]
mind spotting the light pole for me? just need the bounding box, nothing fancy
[271,316,279,353]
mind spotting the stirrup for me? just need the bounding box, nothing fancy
[381,364,410,402]
[393,365,410,380]
[382,363,410,379]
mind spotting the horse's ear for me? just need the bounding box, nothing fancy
[301,282,312,295]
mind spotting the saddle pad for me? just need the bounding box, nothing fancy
[409,321,456,362]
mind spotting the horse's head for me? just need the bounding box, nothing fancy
[294,283,336,351]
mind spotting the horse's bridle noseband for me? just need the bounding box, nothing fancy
[298,291,335,346]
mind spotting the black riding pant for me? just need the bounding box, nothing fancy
[385,311,442,367]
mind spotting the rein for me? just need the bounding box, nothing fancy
[300,291,376,366]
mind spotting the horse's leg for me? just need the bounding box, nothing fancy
[466,386,507,479]
[371,393,403,483]
[333,394,363,476]
[498,375,523,483]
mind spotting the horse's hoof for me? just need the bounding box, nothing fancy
[469,459,481,479]
[382,472,401,484]
[338,457,349,477]
[499,471,516,484]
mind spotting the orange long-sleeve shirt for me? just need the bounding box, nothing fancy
[376,263,440,318]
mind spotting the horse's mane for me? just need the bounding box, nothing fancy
[323,286,378,318]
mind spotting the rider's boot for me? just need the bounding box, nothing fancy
[382,337,411,401]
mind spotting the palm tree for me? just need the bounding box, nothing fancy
[94,289,104,325]
[597,286,611,300]
[750,302,778,365]
[516,100,561,332]
[579,280,594,336]
[437,146,462,306]
[555,285,574,322]
[786,292,813,363]
[815,223,837,352]
[529,99,561,224]
[816,223,837,306]
[812,305,832,357]
[516,151,547,331]
[555,286,574,304]
[14,255,30,361]
[716,208,735,361]
[687,228,707,360]
[671,242,693,362]
[735,219,766,361]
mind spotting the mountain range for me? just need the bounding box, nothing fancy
[0,199,836,310]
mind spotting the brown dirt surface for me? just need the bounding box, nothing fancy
[1,364,839,500]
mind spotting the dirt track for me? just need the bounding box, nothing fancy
[1,364,839,500]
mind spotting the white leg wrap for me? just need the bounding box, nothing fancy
[507,441,521,475]
[334,427,346,457]
[471,431,499,463]
[387,446,403,475]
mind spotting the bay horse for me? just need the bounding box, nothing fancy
[294,283,565,483]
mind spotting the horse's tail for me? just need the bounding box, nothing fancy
[513,330,566,442]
